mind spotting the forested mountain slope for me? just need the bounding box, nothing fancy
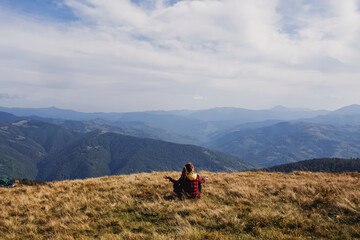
[0,120,252,180]
[209,122,360,167]
[261,158,360,173]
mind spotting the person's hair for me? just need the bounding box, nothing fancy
[179,162,194,181]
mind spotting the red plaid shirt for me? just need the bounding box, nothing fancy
[169,175,205,199]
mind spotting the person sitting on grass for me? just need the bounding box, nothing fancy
[164,162,208,199]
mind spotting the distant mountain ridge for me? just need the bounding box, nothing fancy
[0,119,253,181]
[209,121,360,167]
[187,106,329,122]
[0,105,330,122]
[329,104,360,115]
[0,105,332,144]
[0,111,21,122]
[261,158,360,173]
[0,111,199,145]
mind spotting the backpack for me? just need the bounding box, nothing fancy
[0,178,15,187]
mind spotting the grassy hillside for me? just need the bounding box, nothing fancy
[1,171,359,239]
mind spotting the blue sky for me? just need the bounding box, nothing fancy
[0,0,182,22]
[0,0,77,21]
[1,0,360,112]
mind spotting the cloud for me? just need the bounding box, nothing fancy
[0,0,360,111]
[0,93,19,99]
[193,95,205,100]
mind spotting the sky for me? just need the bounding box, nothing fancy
[1,0,360,112]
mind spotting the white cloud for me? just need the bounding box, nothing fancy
[0,0,360,111]
[193,95,205,100]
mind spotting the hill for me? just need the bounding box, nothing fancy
[262,158,360,173]
[1,171,359,239]
[0,111,21,122]
[37,130,252,181]
[330,104,360,115]
[47,118,200,145]
[0,120,80,179]
[0,120,252,181]
[209,122,360,167]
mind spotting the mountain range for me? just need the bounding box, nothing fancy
[0,105,330,122]
[1,104,360,179]
[209,121,360,167]
[0,118,252,181]
[0,105,331,144]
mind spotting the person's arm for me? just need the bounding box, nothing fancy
[163,175,177,183]
[198,175,208,183]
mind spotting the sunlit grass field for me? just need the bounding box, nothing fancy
[1,171,359,239]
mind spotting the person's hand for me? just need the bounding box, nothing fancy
[203,176,209,180]
[163,175,170,180]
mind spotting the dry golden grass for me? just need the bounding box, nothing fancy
[1,171,360,240]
